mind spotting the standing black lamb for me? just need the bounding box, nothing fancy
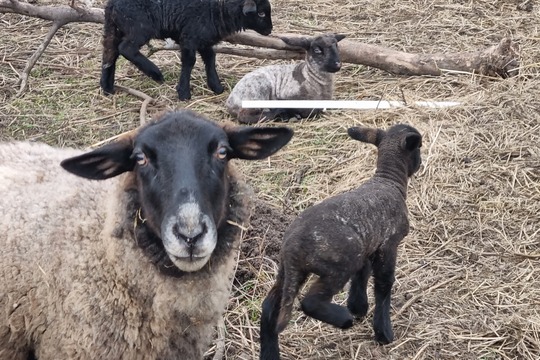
[259,124,423,360]
[100,0,273,100]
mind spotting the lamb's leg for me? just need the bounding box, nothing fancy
[347,261,372,318]
[372,247,397,344]
[300,276,353,329]
[198,46,224,95]
[100,19,121,95]
[118,38,164,83]
[177,47,197,100]
[290,108,322,119]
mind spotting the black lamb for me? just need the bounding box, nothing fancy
[100,0,273,100]
[259,124,423,360]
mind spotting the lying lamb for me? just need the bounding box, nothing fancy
[0,110,293,359]
[100,0,273,100]
[226,33,345,123]
[259,124,422,360]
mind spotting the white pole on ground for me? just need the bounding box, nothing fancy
[241,100,461,110]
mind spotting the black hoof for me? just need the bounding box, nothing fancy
[149,70,164,83]
[339,317,354,329]
[210,83,224,95]
[374,328,394,344]
[347,301,368,318]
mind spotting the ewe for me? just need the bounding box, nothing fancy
[0,110,292,360]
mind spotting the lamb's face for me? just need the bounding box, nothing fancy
[242,0,273,36]
[307,35,344,73]
[133,115,231,272]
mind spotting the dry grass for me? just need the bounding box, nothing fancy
[1,0,540,359]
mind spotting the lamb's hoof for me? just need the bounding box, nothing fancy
[209,83,224,95]
[374,328,394,344]
[101,86,115,96]
[177,89,191,101]
[237,115,260,124]
[149,71,164,83]
[339,318,354,329]
[347,302,368,319]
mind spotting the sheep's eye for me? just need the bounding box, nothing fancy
[258,12,266,18]
[313,47,323,54]
[215,146,228,160]
[134,152,148,166]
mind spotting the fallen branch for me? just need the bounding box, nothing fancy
[227,32,520,78]
[1,0,104,94]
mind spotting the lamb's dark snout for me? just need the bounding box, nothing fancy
[329,61,342,72]
[172,222,207,246]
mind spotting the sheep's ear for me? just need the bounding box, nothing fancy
[334,34,347,42]
[60,139,135,180]
[401,133,422,151]
[225,126,293,160]
[243,0,257,15]
[347,127,384,146]
[280,36,312,51]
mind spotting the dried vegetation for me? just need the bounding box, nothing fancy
[1,0,539,359]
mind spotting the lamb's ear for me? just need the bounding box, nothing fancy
[225,126,294,160]
[401,133,422,151]
[60,139,135,180]
[280,36,312,51]
[243,0,257,15]
[347,127,384,146]
[334,34,346,42]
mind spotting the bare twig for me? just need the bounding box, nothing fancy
[17,20,63,95]
[393,274,461,319]
[114,85,155,125]
[212,317,227,360]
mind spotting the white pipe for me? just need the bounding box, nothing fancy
[241,100,461,110]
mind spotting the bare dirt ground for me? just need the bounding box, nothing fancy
[1,0,539,359]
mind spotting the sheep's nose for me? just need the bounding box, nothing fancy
[172,223,207,246]
[335,61,342,69]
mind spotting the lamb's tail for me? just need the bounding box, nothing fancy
[260,267,292,360]
[260,277,283,360]
[260,263,306,360]
[276,265,304,334]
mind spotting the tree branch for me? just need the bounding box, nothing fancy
[225,31,520,78]
[0,0,104,23]
[17,20,63,95]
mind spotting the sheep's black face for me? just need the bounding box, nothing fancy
[60,110,294,273]
[242,0,272,36]
[307,34,345,73]
[132,115,231,272]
